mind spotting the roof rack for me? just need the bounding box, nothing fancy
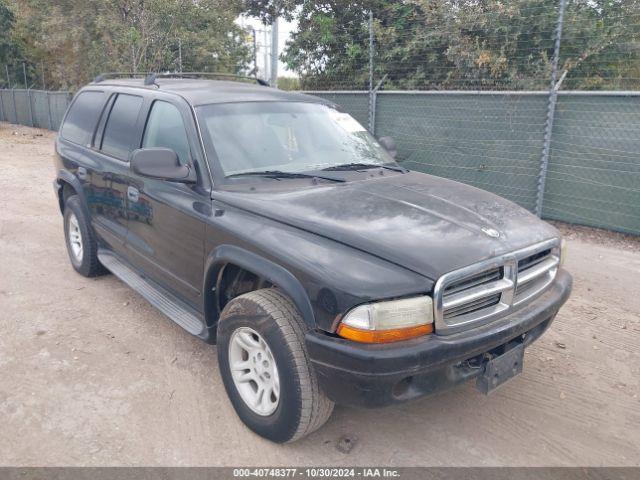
[92,72,150,83]
[143,72,270,87]
[93,71,270,88]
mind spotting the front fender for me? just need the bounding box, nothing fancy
[203,244,316,330]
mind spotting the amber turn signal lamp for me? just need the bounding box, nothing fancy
[337,323,433,344]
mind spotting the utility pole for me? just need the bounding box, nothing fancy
[251,28,258,77]
[270,15,279,87]
[41,61,45,89]
[263,27,269,82]
[178,38,183,73]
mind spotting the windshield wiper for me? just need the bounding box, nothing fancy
[322,162,407,173]
[227,170,345,182]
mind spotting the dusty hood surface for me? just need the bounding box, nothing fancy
[216,171,559,280]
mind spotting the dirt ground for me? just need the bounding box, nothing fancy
[1,122,639,467]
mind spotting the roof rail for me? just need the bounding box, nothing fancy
[143,72,270,87]
[93,72,149,83]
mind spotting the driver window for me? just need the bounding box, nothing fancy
[142,101,191,164]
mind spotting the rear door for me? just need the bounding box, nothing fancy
[57,90,124,249]
[124,96,209,308]
[89,92,144,256]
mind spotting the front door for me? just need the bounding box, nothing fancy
[124,98,208,309]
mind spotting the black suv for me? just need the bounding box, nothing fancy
[54,73,572,443]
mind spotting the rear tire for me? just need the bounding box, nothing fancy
[217,288,334,443]
[63,195,105,277]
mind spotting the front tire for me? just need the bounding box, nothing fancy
[217,289,334,443]
[63,195,105,277]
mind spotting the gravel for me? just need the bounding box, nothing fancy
[1,122,639,467]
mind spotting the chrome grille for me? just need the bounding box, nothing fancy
[514,247,559,305]
[518,248,552,271]
[434,239,560,335]
[444,268,502,296]
[444,292,501,319]
[442,267,507,321]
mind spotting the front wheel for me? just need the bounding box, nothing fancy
[217,289,334,443]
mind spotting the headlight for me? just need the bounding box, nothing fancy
[559,237,567,267]
[337,296,434,343]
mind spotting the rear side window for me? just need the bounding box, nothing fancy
[142,101,191,163]
[60,91,105,146]
[101,94,143,161]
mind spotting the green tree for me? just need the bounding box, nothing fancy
[0,0,17,67]
[558,0,640,90]
[8,0,253,89]
[276,76,300,90]
[0,0,27,87]
[244,0,640,91]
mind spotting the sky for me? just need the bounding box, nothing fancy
[236,16,298,79]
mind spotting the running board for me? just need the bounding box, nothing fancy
[98,250,205,336]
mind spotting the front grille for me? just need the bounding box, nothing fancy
[434,239,560,335]
[445,293,501,319]
[518,248,552,270]
[443,267,504,321]
[514,248,559,305]
[515,278,539,296]
[444,268,502,296]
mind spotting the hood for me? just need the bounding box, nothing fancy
[216,171,559,280]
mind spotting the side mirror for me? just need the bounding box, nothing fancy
[378,136,397,158]
[130,148,194,182]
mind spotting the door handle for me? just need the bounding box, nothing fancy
[127,186,139,203]
[77,166,87,181]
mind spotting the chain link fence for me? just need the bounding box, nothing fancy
[294,0,640,236]
[0,0,638,235]
[0,89,71,131]
[544,92,640,234]
[305,89,640,235]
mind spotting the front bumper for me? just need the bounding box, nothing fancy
[306,269,572,408]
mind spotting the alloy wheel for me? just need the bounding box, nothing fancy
[228,326,280,416]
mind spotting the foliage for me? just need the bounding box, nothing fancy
[0,1,16,67]
[244,0,640,90]
[275,76,300,90]
[0,0,25,87]
[559,0,640,90]
[2,0,638,91]
[2,0,253,90]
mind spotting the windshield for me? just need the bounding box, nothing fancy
[197,102,395,177]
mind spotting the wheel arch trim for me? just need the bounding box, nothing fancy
[203,245,316,330]
[55,170,90,218]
